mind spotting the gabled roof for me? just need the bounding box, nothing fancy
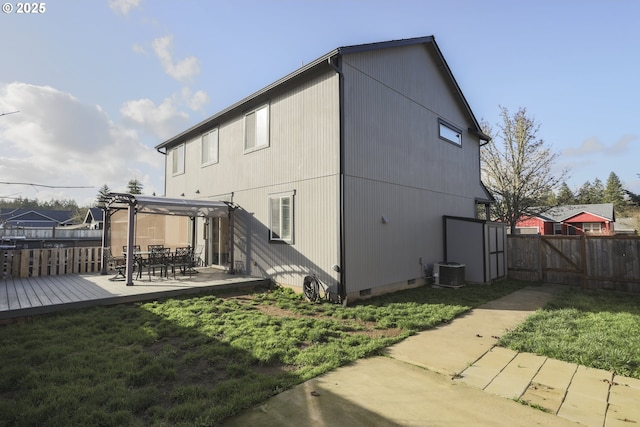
[84,207,104,224]
[531,204,615,223]
[0,208,75,226]
[155,36,488,152]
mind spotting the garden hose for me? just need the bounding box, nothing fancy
[303,275,321,302]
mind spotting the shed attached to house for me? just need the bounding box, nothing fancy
[156,36,491,302]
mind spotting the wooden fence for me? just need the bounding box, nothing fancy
[508,235,640,292]
[2,247,103,279]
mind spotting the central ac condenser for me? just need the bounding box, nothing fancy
[433,262,465,288]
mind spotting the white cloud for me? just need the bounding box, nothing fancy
[108,0,142,15]
[120,97,190,139]
[152,35,201,82]
[0,82,163,205]
[180,87,209,112]
[563,135,636,157]
[131,43,146,55]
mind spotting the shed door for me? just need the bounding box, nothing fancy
[487,224,506,280]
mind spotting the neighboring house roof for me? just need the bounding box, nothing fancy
[526,204,615,223]
[0,208,76,227]
[155,35,490,153]
[616,217,638,234]
[84,207,104,224]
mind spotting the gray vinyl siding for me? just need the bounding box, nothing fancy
[166,71,339,197]
[233,176,340,290]
[341,44,486,293]
[164,71,341,291]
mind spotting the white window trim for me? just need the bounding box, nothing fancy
[268,190,295,244]
[583,222,603,234]
[244,104,270,153]
[553,223,563,235]
[201,128,219,167]
[438,119,463,146]
[172,143,185,176]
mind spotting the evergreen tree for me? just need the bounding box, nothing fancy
[576,181,593,204]
[127,179,143,195]
[591,178,605,203]
[556,182,575,205]
[604,172,626,210]
[96,184,111,207]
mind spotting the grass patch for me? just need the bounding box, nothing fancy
[511,397,552,413]
[0,279,529,426]
[499,288,640,379]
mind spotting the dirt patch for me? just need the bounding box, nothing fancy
[228,293,404,340]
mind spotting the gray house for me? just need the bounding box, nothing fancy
[156,36,492,302]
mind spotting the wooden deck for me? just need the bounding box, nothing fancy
[0,268,270,320]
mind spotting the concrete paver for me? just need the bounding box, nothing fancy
[605,375,640,427]
[458,346,518,389]
[557,365,612,426]
[520,358,577,414]
[483,352,547,399]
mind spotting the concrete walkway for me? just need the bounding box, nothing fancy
[223,285,640,426]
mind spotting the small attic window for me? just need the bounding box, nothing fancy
[438,119,462,146]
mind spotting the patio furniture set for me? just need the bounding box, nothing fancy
[104,245,202,282]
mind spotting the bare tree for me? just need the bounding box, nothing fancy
[481,107,568,233]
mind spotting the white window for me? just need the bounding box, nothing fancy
[244,104,269,152]
[202,128,219,166]
[172,144,185,175]
[438,119,462,146]
[583,223,603,234]
[554,223,563,235]
[269,192,293,243]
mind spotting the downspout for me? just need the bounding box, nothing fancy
[328,55,347,304]
[157,146,168,197]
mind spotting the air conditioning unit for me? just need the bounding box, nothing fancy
[433,262,465,288]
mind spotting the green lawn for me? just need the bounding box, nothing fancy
[498,288,640,379]
[0,279,529,427]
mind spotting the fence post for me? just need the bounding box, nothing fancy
[581,235,587,289]
[537,235,543,282]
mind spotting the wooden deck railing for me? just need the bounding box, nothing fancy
[2,247,103,278]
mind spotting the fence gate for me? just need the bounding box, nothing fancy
[539,236,584,287]
[508,235,640,292]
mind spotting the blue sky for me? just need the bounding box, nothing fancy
[0,0,638,205]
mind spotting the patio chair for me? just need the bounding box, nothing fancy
[148,244,164,252]
[146,248,169,280]
[192,245,204,267]
[171,246,193,278]
[122,245,141,254]
[120,245,144,279]
[104,248,126,281]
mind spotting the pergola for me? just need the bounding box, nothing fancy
[102,193,234,286]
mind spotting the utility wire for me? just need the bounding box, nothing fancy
[0,181,94,189]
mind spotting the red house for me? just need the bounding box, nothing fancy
[516,203,615,235]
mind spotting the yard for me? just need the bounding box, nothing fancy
[499,287,640,379]
[0,279,638,426]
